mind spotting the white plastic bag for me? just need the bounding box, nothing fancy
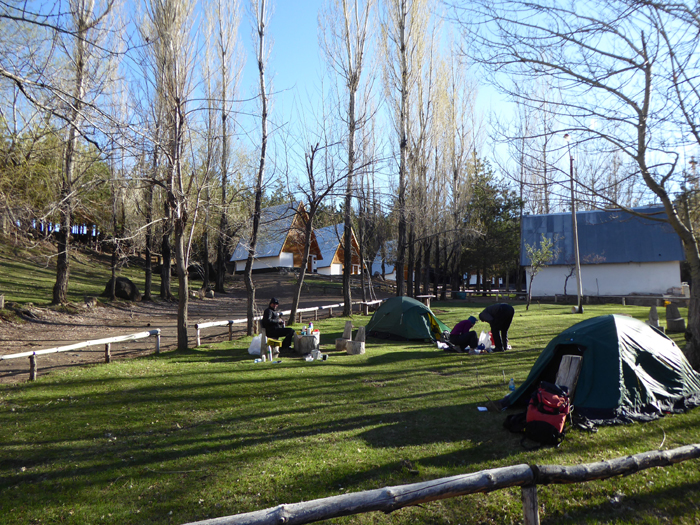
[248,334,262,355]
[478,331,492,352]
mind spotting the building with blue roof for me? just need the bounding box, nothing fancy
[520,206,686,296]
[314,224,362,276]
[370,240,397,280]
[230,202,323,272]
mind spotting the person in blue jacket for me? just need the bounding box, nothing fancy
[479,303,515,352]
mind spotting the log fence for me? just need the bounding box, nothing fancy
[0,329,162,381]
[194,299,386,347]
[182,444,700,525]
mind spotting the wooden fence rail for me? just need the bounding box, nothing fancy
[182,444,700,525]
[1,329,162,381]
[194,300,386,347]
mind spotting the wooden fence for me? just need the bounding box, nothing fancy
[0,329,161,381]
[181,444,700,525]
[193,300,385,347]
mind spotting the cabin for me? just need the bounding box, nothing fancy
[230,202,323,273]
[314,224,362,276]
[521,206,686,297]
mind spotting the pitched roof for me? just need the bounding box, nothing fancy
[230,202,303,262]
[520,205,685,266]
[314,224,343,268]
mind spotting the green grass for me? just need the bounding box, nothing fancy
[0,237,211,307]
[1,302,699,524]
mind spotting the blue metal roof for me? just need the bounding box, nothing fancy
[314,224,343,268]
[230,202,301,262]
[370,240,396,274]
[520,206,685,266]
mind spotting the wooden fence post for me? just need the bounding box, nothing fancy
[155,332,161,354]
[105,343,111,363]
[29,354,37,381]
[521,485,540,525]
[228,322,233,341]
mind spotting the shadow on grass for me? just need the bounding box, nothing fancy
[541,479,700,524]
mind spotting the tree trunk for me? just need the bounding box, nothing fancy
[407,226,415,297]
[441,241,449,300]
[686,266,700,370]
[342,85,356,317]
[395,4,409,298]
[414,243,422,297]
[143,180,154,301]
[202,229,209,290]
[290,210,315,323]
[160,226,172,300]
[110,173,118,301]
[216,96,229,294]
[52,211,71,304]
[202,189,210,291]
[174,218,189,350]
[52,6,89,305]
[433,235,439,298]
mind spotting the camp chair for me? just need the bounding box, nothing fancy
[260,328,281,361]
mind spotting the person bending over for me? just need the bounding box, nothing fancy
[450,316,478,351]
[262,297,295,350]
[479,303,515,352]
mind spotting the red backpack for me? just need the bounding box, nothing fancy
[525,381,570,447]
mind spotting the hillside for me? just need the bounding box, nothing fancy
[0,235,382,383]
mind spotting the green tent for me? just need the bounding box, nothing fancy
[502,314,700,424]
[366,296,449,342]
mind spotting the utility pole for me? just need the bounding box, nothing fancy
[564,134,583,313]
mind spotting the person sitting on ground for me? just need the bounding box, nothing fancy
[478,303,515,352]
[450,316,478,351]
[262,297,295,350]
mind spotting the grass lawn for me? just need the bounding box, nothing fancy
[0,238,211,307]
[1,302,700,524]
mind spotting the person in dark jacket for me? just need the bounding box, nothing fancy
[450,315,478,351]
[479,303,515,352]
[262,298,295,350]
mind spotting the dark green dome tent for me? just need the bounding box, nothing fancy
[366,296,449,342]
[502,315,700,425]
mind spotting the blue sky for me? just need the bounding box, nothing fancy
[239,1,327,125]
[233,0,509,181]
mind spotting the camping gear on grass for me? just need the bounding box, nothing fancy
[501,314,700,425]
[365,296,449,342]
[248,334,262,356]
[525,382,570,446]
[478,331,493,352]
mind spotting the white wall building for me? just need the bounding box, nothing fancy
[521,206,685,297]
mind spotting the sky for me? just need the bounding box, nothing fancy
[236,0,505,150]
[238,0,331,127]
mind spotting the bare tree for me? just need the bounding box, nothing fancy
[243,0,273,335]
[380,0,431,296]
[144,0,197,350]
[320,0,375,315]
[451,0,700,367]
[524,233,556,310]
[206,0,244,294]
[52,0,115,304]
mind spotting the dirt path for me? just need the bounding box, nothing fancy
[0,274,384,384]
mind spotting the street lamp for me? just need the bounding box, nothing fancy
[564,134,584,313]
